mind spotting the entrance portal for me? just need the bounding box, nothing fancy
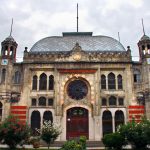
[66,107,89,140]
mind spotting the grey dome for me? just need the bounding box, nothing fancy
[30,32,126,52]
[4,35,16,42]
[140,35,150,41]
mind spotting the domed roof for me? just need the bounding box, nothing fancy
[140,35,150,41]
[30,32,126,53]
[4,35,16,42]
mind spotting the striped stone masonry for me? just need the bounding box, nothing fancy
[10,106,27,124]
[128,105,145,122]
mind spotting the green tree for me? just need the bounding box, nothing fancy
[38,120,61,149]
[0,115,30,149]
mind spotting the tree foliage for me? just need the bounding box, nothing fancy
[0,115,30,149]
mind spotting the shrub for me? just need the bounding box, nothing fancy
[118,119,150,149]
[60,136,87,150]
[102,132,125,150]
[0,115,30,149]
[37,120,61,149]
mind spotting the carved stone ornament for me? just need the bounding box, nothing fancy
[72,43,82,61]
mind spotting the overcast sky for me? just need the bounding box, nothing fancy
[0,0,150,61]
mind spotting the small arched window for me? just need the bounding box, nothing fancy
[133,70,141,83]
[10,46,14,56]
[43,111,53,123]
[1,68,6,83]
[32,75,37,90]
[4,46,8,56]
[101,75,106,89]
[49,75,54,90]
[102,98,107,106]
[117,75,123,89]
[39,97,46,106]
[31,98,36,106]
[108,73,116,89]
[48,98,53,106]
[39,73,47,90]
[109,96,117,106]
[14,71,21,84]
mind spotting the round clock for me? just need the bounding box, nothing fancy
[67,80,88,100]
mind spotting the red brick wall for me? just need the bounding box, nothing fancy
[128,105,145,122]
[10,106,27,124]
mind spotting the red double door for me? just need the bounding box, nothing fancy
[66,107,89,140]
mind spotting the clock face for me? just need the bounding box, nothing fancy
[67,80,88,100]
[1,59,8,65]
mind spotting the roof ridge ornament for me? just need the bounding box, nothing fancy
[10,18,13,36]
[142,18,145,36]
[72,42,82,52]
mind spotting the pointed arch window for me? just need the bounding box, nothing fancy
[31,98,36,106]
[49,75,54,90]
[4,46,8,56]
[117,75,123,89]
[1,68,6,83]
[102,98,107,106]
[10,46,14,56]
[108,73,116,89]
[102,111,112,136]
[32,75,37,90]
[39,97,46,106]
[109,96,117,106]
[101,75,106,89]
[14,71,21,84]
[39,73,47,90]
[115,110,124,131]
[43,111,53,123]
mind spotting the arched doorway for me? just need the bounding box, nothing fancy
[66,107,89,140]
[31,111,41,134]
[102,110,112,136]
[115,110,124,131]
[43,111,53,124]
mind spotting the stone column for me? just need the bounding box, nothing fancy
[94,116,101,140]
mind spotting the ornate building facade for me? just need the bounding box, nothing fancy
[0,31,150,141]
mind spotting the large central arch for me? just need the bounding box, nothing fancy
[66,107,89,140]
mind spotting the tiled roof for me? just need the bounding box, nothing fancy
[30,32,126,52]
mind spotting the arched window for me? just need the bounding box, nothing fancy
[108,73,116,89]
[118,98,124,106]
[102,98,107,106]
[115,110,124,131]
[117,75,123,89]
[48,98,53,106]
[101,75,106,89]
[10,46,14,56]
[39,73,47,90]
[4,46,8,56]
[39,97,46,106]
[1,68,6,83]
[49,75,54,90]
[0,102,3,121]
[31,98,36,106]
[14,71,21,84]
[109,96,117,106]
[102,111,112,136]
[133,70,141,83]
[32,75,37,90]
[43,111,53,124]
[31,111,41,134]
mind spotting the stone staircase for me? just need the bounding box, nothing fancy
[40,140,104,149]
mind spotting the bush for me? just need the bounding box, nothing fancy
[118,119,150,149]
[102,132,125,150]
[37,120,61,149]
[60,136,87,150]
[0,115,30,149]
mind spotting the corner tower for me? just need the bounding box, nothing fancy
[1,35,18,62]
